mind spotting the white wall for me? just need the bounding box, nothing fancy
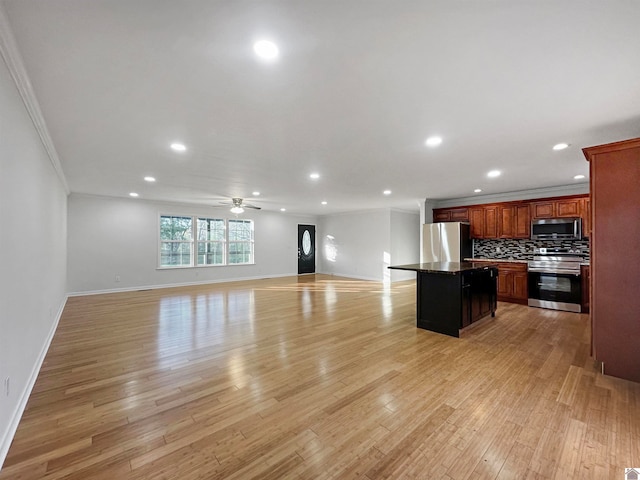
[0,52,68,466]
[317,208,420,282]
[389,210,420,281]
[67,194,318,293]
[317,209,390,281]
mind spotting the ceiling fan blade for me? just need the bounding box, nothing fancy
[215,198,261,210]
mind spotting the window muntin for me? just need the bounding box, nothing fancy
[159,215,254,268]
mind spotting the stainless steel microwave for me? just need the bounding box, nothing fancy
[531,217,582,240]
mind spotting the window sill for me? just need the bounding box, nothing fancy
[157,263,256,270]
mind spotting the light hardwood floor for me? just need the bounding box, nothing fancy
[1,274,639,479]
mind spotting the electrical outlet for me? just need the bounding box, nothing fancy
[115,275,121,282]
[3,377,9,397]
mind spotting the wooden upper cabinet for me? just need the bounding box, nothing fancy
[435,194,587,239]
[470,208,485,238]
[470,205,498,239]
[530,201,555,219]
[514,204,530,238]
[499,204,530,239]
[498,205,515,238]
[530,196,585,220]
[432,207,468,222]
[450,208,469,222]
[556,197,582,217]
[484,206,498,238]
[433,210,451,222]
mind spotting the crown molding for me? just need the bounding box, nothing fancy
[429,183,589,209]
[0,3,70,194]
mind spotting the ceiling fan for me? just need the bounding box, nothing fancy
[219,197,261,214]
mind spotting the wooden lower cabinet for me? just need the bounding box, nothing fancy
[495,262,528,304]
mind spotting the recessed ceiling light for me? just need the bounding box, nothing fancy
[129,192,139,197]
[321,201,327,205]
[144,176,156,182]
[574,174,586,180]
[170,142,186,152]
[280,208,286,212]
[383,190,392,195]
[309,173,320,180]
[252,191,260,196]
[253,40,279,60]
[425,136,443,147]
[553,143,569,151]
[487,170,501,178]
[474,188,482,193]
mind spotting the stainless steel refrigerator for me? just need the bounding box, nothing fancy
[422,222,472,262]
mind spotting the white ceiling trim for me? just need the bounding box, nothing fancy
[0,3,69,194]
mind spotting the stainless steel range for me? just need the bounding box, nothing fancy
[528,247,585,313]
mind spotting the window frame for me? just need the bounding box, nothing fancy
[158,215,194,269]
[227,218,255,265]
[158,214,255,269]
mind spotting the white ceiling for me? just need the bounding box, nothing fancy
[3,1,640,215]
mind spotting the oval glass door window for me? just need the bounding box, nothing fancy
[302,230,312,255]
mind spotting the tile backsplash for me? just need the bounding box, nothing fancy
[473,238,590,261]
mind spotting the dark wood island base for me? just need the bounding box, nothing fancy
[389,262,498,338]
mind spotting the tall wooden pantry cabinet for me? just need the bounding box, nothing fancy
[583,138,640,383]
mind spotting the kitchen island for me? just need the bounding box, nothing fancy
[388,262,498,337]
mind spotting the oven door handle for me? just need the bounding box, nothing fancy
[528,268,580,275]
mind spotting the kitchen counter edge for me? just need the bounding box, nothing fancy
[388,262,499,275]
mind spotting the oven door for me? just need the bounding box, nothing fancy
[528,271,582,313]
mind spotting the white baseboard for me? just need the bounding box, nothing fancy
[66,272,302,297]
[0,296,68,471]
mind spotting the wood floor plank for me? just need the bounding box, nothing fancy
[1,274,639,479]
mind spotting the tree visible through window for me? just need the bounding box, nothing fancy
[197,218,225,265]
[160,216,193,266]
[159,215,254,268]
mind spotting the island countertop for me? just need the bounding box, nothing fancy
[388,261,499,274]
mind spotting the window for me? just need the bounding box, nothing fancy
[197,218,225,265]
[159,215,254,268]
[160,216,193,267]
[228,219,254,264]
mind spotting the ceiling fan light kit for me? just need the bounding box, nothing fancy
[220,197,261,214]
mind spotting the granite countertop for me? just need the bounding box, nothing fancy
[388,262,499,274]
[466,257,529,264]
[468,257,590,266]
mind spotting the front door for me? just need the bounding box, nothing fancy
[297,224,315,274]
